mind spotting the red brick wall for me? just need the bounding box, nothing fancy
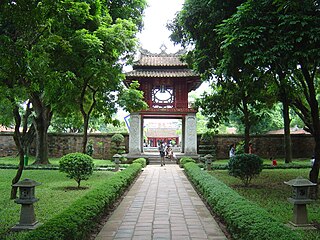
[0,133,129,160]
[0,133,314,160]
[198,134,315,159]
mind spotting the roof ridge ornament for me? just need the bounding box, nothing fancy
[160,44,168,55]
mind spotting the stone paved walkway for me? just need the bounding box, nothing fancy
[95,165,227,240]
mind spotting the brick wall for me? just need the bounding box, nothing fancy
[0,133,129,160]
[198,134,315,159]
[0,133,315,160]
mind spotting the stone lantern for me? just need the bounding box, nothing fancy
[12,178,41,231]
[204,154,214,171]
[284,176,316,228]
[113,154,121,172]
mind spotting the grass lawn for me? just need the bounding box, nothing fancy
[210,168,320,240]
[0,156,113,166]
[0,169,113,239]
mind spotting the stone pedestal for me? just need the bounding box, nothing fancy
[12,204,41,231]
[292,204,308,225]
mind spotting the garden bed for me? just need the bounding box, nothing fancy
[184,162,304,240]
[210,168,320,240]
[1,163,142,240]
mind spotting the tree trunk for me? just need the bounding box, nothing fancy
[243,99,250,153]
[33,117,50,164]
[282,96,292,163]
[10,105,24,199]
[11,153,24,199]
[82,114,89,153]
[79,85,97,154]
[300,64,319,197]
[30,93,52,165]
[10,103,35,199]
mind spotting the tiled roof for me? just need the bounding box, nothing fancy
[135,55,186,67]
[133,48,188,67]
[126,69,198,78]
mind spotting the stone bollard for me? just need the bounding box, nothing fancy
[113,154,121,172]
[204,154,214,171]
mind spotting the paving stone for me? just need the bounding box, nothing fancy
[94,165,227,240]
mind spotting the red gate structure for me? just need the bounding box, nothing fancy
[125,46,201,159]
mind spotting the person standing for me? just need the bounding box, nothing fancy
[158,141,166,166]
[229,143,236,158]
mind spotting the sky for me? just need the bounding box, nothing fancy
[137,0,185,53]
[135,0,209,94]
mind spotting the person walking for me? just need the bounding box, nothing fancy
[158,141,166,166]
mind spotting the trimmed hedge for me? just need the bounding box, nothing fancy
[201,163,311,171]
[179,157,196,168]
[184,162,302,240]
[132,158,147,168]
[15,163,142,240]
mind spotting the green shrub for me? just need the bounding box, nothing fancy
[200,131,215,143]
[111,133,125,146]
[184,163,301,240]
[86,139,94,156]
[133,158,146,168]
[235,140,245,154]
[120,156,128,164]
[19,163,142,240]
[59,153,94,188]
[117,145,126,155]
[228,153,263,186]
[110,134,126,156]
[179,157,196,168]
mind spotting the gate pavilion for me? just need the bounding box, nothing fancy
[124,46,201,160]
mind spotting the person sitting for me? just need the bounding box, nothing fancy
[166,145,174,161]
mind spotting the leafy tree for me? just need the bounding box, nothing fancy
[0,87,35,198]
[169,0,272,152]
[48,3,147,153]
[0,0,147,164]
[118,80,148,113]
[217,0,320,184]
[0,0,59,165]
[104,0,146,30]
[168,0,245,78]
[231,103,284,134]
[217,0,298,163]
[49,111,84,133]
[196,75,274,151]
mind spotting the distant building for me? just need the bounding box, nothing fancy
[145,128,179,147]
[0,125,14,132]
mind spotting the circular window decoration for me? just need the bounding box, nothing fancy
[152,86,174,108]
